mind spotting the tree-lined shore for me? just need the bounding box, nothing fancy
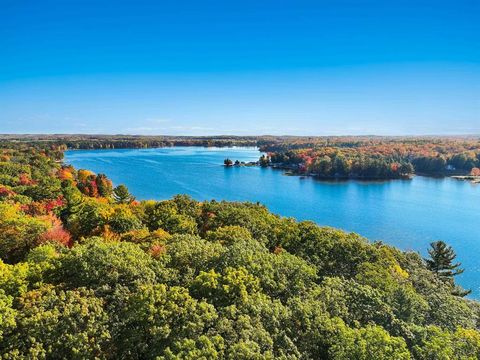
[4,134,479,180]
[258,137,480,180]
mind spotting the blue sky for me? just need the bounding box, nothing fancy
[1,0,479,135]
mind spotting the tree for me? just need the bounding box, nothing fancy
[191,267,260,306]
[0,290,16,344]
[0,203,50,263]
[330,324,410,360]
[143,201,197,234]
[68,199,107,238]
[259,155,270,167]
[470,167,480,176]
[53,238,161,293]
[426,241,470,296]
[333,155,349,176]
[166,234,224,283]
[399,162,414,175]
[113,184,135,204]
[95,174,113,197]
[1,286,110,359]
[38,216,72,247]
[313,155,333,176]
[426,241,464,279]
[60,180,84,224]
[172,194,200,219]
[107,205,143,234]
[115,284,218,358]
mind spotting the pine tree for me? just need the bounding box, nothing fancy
[259,155,270,167]
[113,184,135,204]
[426,241,471,296]
[426,241,464,278]
[60,180,84,224]
[95,174,113,197]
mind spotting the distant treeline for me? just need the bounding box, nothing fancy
[258,137,480,179]
[0,134,262,149]
[1,135,480,179]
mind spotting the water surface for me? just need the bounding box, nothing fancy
[65,147,480,297]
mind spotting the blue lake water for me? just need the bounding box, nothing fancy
[65,147,480,297]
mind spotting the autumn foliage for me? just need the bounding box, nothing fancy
[39,221,72,247]
[0,186,15,198]
[262,137,480,178]
[57,166,75,181]
[470,167,480,176]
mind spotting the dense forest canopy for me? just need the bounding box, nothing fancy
[258,138,480,179]
[0,139,479,359]
[0,134,262,149]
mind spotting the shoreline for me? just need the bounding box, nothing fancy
[65,146,477,182]
[452,175,480,184]
[225,162,467,181]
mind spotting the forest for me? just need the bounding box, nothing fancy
[3,135,480,179]
[259,137,480,179]
[0,140,479,359]
[0,134,261,150]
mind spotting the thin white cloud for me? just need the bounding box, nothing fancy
[144,118,171,124]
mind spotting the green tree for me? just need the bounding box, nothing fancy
[333,155,349,176]
[166,234,224,284]
[160,335,225,360]
[259,155,270,167]
[426,241,471,296]
[143,201,197,234]
[426,241,464,278]
[107,205,143,234]
[60,179,84,224]
[399,162,414,175]
[0,203,50,263]
[330,324,410,360]
[52,238,166,295]
[113,184,135,204]
[1,285,110,359]
[68,198,107,238]
[95,174,113,197]
[115,284,218,358]
[0,290,16,344]
[191,267,260,307]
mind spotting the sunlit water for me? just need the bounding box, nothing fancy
[65,147,480,298]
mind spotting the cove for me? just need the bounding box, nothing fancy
[65,146,480,297]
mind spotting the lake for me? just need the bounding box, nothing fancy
[65,147,480,297]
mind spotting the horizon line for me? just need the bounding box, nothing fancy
[1,133,480,138]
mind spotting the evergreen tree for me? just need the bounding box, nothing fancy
[426,241,471,296]
[426,241,464,278]
[113,184,135,204]
[259,155,270,167]
[399,162,414,175]
[60,180,84,223]
[95,174,113,197]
